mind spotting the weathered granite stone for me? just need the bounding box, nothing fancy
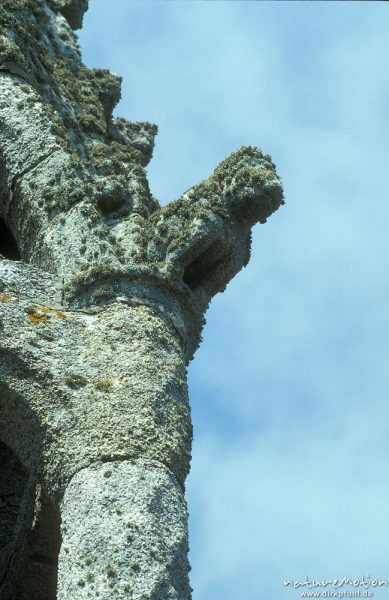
[58,460,191,599]
[0,0,284,598]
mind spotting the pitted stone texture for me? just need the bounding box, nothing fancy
[58,460,191,600]
[0,262,192,498]
[0,259,58,304]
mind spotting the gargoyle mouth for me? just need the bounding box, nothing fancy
[182,240,228,293]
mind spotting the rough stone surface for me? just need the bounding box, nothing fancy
[58,460,190,599]
[0,285,192,497]
[0,0,284,598]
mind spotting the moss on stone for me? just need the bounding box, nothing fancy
[0,0,155,232]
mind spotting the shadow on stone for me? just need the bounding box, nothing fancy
[0,219,20,262]
[0,441,60,600]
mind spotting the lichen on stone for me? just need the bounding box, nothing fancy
[26,305,67,324]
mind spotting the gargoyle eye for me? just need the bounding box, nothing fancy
[0,217,21,261]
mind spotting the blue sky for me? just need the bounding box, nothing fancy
[79,2,389,598]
